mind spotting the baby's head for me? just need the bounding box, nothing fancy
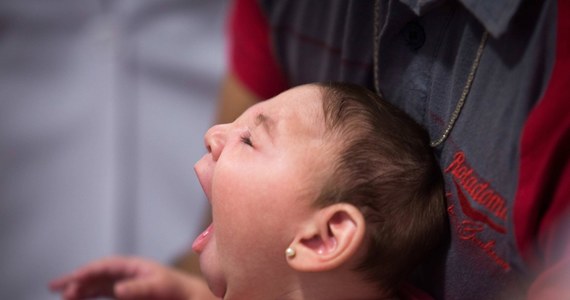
[315,82,447,292]
[193,82,447,299]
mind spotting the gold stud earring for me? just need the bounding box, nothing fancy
[285,247,296,259]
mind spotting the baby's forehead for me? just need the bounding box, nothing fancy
[255,85,327,133]
[291,85,327,119]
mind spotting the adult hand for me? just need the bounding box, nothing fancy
[49,256,219,300]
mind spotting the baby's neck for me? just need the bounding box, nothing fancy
[273,270,389,300]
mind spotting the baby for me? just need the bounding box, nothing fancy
[50,83,447,300]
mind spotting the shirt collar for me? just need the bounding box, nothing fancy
[399,0,524,37]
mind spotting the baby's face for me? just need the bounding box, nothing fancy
[193,84,334,299]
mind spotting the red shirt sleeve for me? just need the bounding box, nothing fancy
[227,0,289,100]
[514,0,570,297]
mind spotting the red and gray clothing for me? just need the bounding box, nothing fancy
[228,0,570,298]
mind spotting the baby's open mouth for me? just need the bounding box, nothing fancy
[192,157,214,253]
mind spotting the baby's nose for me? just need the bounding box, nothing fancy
[204,124,227,161]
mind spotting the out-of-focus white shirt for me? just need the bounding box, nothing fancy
[0,1,228,299]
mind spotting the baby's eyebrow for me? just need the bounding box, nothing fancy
[255,113,275,137]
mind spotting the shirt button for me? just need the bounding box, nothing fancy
[402,21,425,50]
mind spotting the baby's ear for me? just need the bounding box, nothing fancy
[286,203,366,272]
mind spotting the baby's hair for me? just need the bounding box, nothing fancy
[314,82,448,294]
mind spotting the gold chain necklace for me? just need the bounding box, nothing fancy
[373,0,489,148]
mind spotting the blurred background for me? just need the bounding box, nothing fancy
[0,0,229,299]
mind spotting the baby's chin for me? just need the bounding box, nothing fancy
[203,270,227,298]
[204,276,226,298]
[198,238,227,298]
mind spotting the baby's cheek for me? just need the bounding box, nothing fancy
[212,195,258,243]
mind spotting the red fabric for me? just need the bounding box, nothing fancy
[228,0,289,100]
[514,0,570,298]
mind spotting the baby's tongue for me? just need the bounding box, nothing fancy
[192,223,214,253]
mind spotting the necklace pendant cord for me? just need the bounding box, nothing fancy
[372,0,489,148]
[430,30,489,148]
